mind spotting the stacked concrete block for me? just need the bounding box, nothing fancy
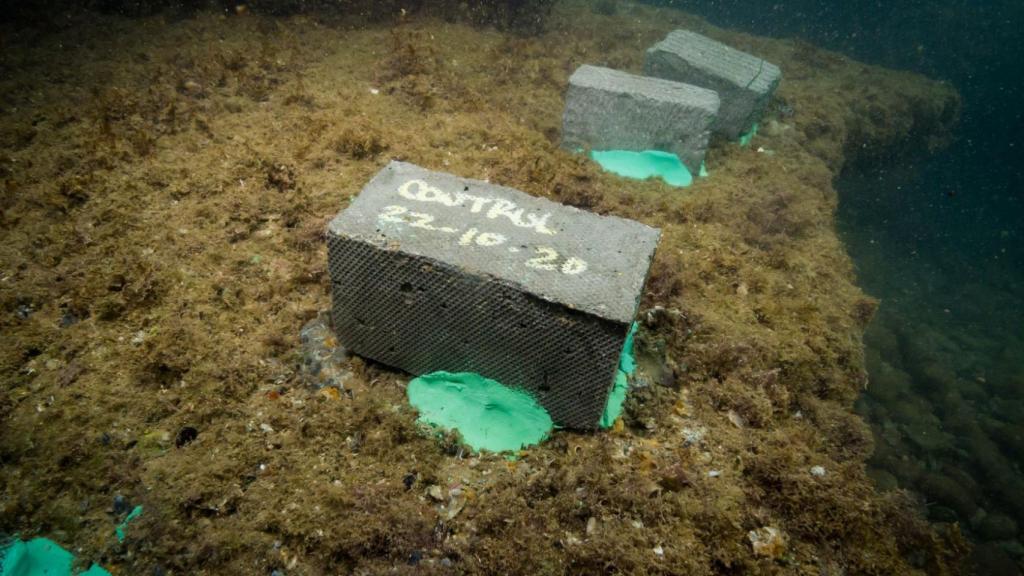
[645,30,782,139]
[561,64,720,174]
[327,161,660,429]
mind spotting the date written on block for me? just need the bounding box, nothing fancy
[375,179,588,276]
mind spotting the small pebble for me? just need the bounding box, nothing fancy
[810,465,826,477]
[427,485,445,501]
[726,410,746,429]
[681,426,705,446]
[653,545,664,556]
[748,526,786,558]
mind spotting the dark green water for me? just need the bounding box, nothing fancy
[656,0,1023,571]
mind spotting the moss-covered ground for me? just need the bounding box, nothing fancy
[1,2,964,573]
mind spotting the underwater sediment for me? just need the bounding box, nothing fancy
[1,1,964,573]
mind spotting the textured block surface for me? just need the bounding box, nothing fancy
[645,30,782,139]
[561,64,719,174]
[327,161,660,429]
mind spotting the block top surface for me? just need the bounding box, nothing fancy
[568,64,719,112]
[648,30,781,94]
[328,161,661,325]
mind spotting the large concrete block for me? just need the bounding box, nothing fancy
[561,64,719,174]
[327,161,660,429]
[645,30,782,139]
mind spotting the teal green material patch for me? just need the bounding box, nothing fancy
[738,123,759,147]
[408,372,553,453]
[589,150,694,187]
[115,505,143,543]
[599,370,629,429]
[600,322,639,428]
[618,322,638,374]
[1,538,111,576]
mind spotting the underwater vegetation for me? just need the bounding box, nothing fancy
[0,0,974,574]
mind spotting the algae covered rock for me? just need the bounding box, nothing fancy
[916,473,977,521]
[865,352,912,402]
[977,513,1018,542]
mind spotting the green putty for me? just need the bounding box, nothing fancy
[589,149,694,187]
[408,372,553,453]
[0,538,111,576]
[600,322,638,428]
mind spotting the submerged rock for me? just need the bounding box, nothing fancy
[917,473,977,520]
[978,513,1018,542]
[866,467,899,491]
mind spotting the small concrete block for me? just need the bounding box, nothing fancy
[561,64,720,174]
[645,30,782,139]
[327,161,661,429]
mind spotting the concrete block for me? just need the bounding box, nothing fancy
[645,30,782,139]
[327,161,660,429]
[561,64,719,174]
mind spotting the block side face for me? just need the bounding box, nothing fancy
[562,68,719,173]
[327,234,624,429]
[330,161,659,325]
[645,30,782,138]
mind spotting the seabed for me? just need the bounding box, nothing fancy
[0,1,968,573]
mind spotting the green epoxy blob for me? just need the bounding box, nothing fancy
[618,322,638,374]
[408,372,553,453]
[599,370,629,429]
[738,122,759,147]
[115,505,143,543]
[600,322,639,429]
[1,538,111,576]
[589,150,694,187]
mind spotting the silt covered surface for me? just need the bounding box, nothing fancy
[0,1,963,574]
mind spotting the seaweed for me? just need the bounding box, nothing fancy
[0,2,966,574]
